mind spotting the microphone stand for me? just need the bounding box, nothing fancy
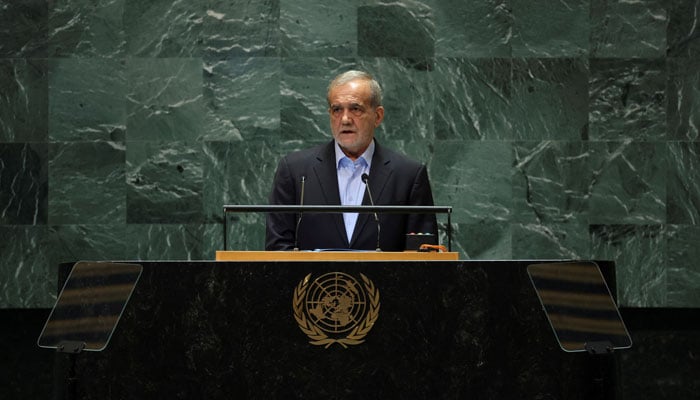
[361,173,381,251]
[293,176,306,251]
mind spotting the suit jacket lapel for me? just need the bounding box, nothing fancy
[350,141,393,247]
[313,140,349,247]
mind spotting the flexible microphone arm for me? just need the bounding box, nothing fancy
[361,173,381,252]
[293,176,306,251]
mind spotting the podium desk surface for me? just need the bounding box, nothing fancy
[215,250,460,261]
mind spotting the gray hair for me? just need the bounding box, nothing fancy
[327,70,383,108]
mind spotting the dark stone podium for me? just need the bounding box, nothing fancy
[56,256,618,399]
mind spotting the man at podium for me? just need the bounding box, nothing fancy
[265,70,437,251]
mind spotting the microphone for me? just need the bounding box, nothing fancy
[293,176,306,251]
[361,173,381,251]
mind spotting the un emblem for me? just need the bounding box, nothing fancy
[293,272,380,348]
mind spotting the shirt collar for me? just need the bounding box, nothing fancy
[335,140,375,169]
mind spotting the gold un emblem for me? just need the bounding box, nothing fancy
[293,272,380,348]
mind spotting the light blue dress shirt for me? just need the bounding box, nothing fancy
[335,140,374,243]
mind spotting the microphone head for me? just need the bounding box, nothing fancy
[361,173,369,183]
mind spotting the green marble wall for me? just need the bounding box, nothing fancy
[1,0,699,308]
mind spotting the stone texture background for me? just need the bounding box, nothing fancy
[1,0,699,308]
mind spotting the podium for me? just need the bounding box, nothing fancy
[55,255,619,399]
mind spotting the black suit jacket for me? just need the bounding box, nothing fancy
[265,140,437,251]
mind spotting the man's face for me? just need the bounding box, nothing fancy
[328,79,384,160]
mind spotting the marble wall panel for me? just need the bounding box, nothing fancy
[203,57,281,141]
[48,141,125,225]
[430,140,512,223]
[510,0,589,57]
[666,0,700,58]
[203,222,226,255]
[0,226,50,308]
[381,139,434,171]
[0,59,48,142]
[203,0,280,58]
[126,58,204,141]
[0,143,48,225]
[666,225,700,307]
[202,140,280,223]
[441,221,512,260]
[280,1,356,56]
[126,141,203,223]
[667,142,700,224]
[434,58,512,140]
[48,0,125,57]
[48,58,125,142]
[589,141,666,224]
[512,222,591,260]
[591,224,666,306]
[430,0,511,57]
[0,0,47,57]
[357,2,434,61]
[222,215,266,251]
[590,0,667,58]
[512,141,590,224]
[589,59,666,141]
[667,57,700,141]
[125,223,205,260]
[47,223,127,278]
[123,0,204,57]
[510,58,589,140]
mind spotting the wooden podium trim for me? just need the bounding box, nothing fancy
[215,250,459,261]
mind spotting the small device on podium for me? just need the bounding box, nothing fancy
[404,232,437,250]
[527,261,632,354]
